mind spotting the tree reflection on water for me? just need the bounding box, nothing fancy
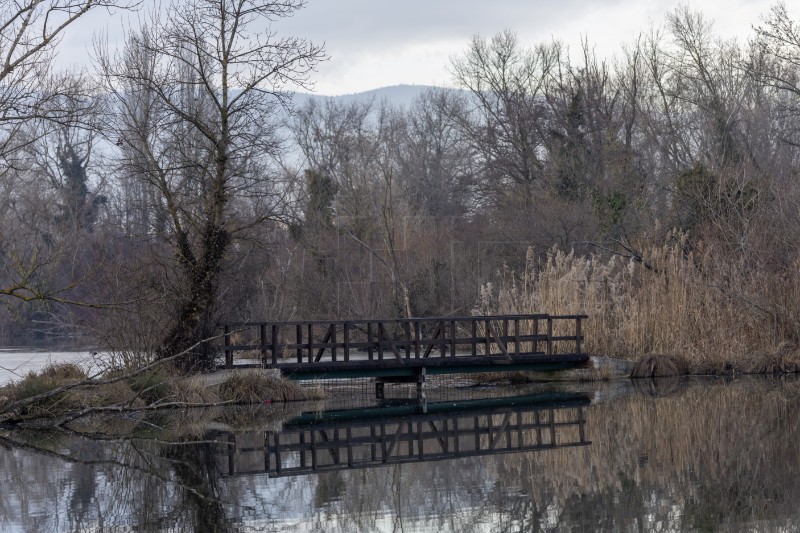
[1,377,800,531]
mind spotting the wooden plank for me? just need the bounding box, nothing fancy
[224,325,232,368]
[331,326,337,362]
[296,324,303,363]
[404,321,411,359]
[439,320,446,357]
[489,413,512,451]
[315,325,333,362]
[450,320,457,357]
[271,324,279,366]
[260,324,268,365]
[307,324,313,363]
[486,322,513,362]
[220,314,557,329]
[377,323,384,361]
[414,320,421,358]
[471,320,477,357]
[428,420,448,452]
[344,322,350,362]
[422,322,442,358]
[378,322,404,363]
[367,322,374,360]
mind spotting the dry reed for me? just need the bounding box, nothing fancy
[477,231,800,373]
[630,354,690,377]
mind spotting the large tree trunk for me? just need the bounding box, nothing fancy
[159,223,229,371]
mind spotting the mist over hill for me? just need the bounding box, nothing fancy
[291,84,438,109]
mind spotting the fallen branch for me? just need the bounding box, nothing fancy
[0,334,225,425]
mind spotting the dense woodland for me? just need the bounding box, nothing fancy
[3,0,800,369]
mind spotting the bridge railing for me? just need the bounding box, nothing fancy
[212,400,590,477]
[216,314,587,369]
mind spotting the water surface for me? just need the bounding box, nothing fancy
[1,376,799,532]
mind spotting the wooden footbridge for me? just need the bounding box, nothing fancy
[211,392,591,477]
[216,314,589,383]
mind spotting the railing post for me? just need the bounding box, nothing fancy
[514,319,520,357]
[484,319,491,356]
[547,317,553,356]
[450,320,457,356]
[471,319,477,357]
[331,325,337,362]
[439,320,446,357]
[271,324,279,366]
[260,323,267,367]
[344,322,350,362]
[377,323,384,360]
[404,321,411,359]
[532,318,539,353]
[224,325,232,368]
[296,324,303,363]
[367,322,374,360]
[307,324,313,363]
[414,320,421,358]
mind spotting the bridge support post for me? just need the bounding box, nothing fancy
[416,367,426,400]
[374,368,427,400]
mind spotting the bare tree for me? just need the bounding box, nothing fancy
[0,0,134,305]
[97,0,325,367]
[450,31,560,206]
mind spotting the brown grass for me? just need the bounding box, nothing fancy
[38,363,88,381]
[217,371,325,403]
[169,377,221,404]
[477,231,800,374]
[631,354,691,378]
[2,363,145,419]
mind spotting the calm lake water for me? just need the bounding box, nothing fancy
[0,349,95,385]
[1,375,799,532]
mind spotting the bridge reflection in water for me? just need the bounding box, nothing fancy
[211,393,591,478]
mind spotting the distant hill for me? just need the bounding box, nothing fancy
[291,84,439,109]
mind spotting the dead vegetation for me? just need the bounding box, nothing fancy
[0,361,326,428]
[631,354,691,378]
[478,232,800,375]
[217,371,325,403]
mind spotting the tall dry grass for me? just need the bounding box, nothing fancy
[476,231,800,373]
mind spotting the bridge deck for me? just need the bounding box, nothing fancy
[216,314,589,379]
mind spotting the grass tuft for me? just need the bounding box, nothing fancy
[170,377,220,404]
[218,371,325,403]
[631,354,691,378]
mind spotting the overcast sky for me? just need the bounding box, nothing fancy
[61,0,782,96]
